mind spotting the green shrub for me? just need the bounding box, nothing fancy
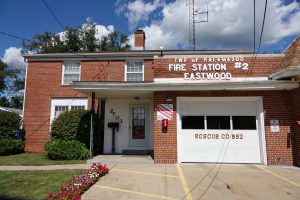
[0,136,24,155]
[0,110,21,137]
[50,110,91,147]
[45,140,89,160]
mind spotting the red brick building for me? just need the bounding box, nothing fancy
[22,30,300,166]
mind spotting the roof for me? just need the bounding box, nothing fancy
[22,50,256,61]
[0,106,23,116]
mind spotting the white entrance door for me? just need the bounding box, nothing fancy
[129,105,149,147]
[177,97,264,164]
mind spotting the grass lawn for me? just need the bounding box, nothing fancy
[0,153,86,166]
[0,169,86,200]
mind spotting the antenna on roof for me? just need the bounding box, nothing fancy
[186,0,208,50]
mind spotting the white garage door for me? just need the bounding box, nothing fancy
[177,97,264,163]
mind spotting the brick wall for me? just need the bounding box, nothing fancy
[23,61,85,152]
[290,87,300,166]
[153,56,283,78]
[153,91,294,165]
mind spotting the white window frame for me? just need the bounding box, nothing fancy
[61,61,81,85]
[124,61,144,82]
[50,98,88,124]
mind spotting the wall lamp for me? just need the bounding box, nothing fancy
[160,46,164,57]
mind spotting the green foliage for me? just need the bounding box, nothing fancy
[0,96,10,107]
[64,27,82,52]
[0,60,22,93]
[0,136,24,155]
[100,31,131,51]
[10,95,23,109]
[22,19,131,53]
[45,140,89,160]
[50,109,91,147]
[0,110,21,137]
[22,31,67,53]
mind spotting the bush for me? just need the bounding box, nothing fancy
[45,140,89,160]
[0,136,24,155]
[47,162,109,200]
[50,110,91,147]
[0,110,22,137]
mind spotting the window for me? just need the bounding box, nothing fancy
[182,116,205,129]
[71,106,85,110]
[125,61,144,82]
[50,98,88,123]
[233,116,256,130]
[62,62,80,85]
[54,106,68,119]
[207,116,230,130]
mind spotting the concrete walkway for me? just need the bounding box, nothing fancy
[0,155,153,171]
[0,164,90,171]
[82,164,300,200]
[87,155,154,164]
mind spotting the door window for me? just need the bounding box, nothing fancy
[132,107,145,139]
[207,116,230,130]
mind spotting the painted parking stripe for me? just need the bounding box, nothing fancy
[95,185,178,200]
[111,168,180,179]
[255,165,300,188]
[176,164,193,200]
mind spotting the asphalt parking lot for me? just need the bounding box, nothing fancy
[82,163,300,200]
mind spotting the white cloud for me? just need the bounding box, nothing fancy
[95,24,115,40]
[127,0,300,50]
[115,0,165,30]
[2,47,26,69]
[57,18,115,42]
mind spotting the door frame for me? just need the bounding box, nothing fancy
[176,97,267,165]
[128,104,150,147]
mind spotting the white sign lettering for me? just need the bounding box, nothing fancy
[167,56,249,80]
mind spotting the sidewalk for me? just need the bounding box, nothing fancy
[0,164,90,171]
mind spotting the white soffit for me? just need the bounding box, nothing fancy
[71,80,299,92]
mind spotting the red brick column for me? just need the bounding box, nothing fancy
[153,92,177,163]
[290,87,300,166]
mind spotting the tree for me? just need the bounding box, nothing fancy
[0,96,10,107]
[10,95,23,109]
[0,60,21,93]
[80,19,97,52]
[100,31,131,51]
[64,27,82,52]
[22,32,66,53]
[22,19,131,53]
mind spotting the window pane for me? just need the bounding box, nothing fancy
[207,116,230,130]
[127,62,143,72]
[127,73,143,82]
[54,106,68,119]
[64,63,80,73]
[182,116,204,129]
[63,74,80,84]
[71,106,85,110]
[233,116,256,130]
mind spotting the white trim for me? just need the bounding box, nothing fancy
[258,97,268,165]
[128,104,150,147]
[154,77,269,83]
[22,62,28,119]
[176,99,181,162]
[61,61,81,85]
[269,66,300,80]
[125,61,144,82]
[176,97,267,165]
[71,80,299,91]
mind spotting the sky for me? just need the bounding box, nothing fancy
[0,0,300,70]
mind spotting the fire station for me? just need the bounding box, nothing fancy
[22,30,300,166]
